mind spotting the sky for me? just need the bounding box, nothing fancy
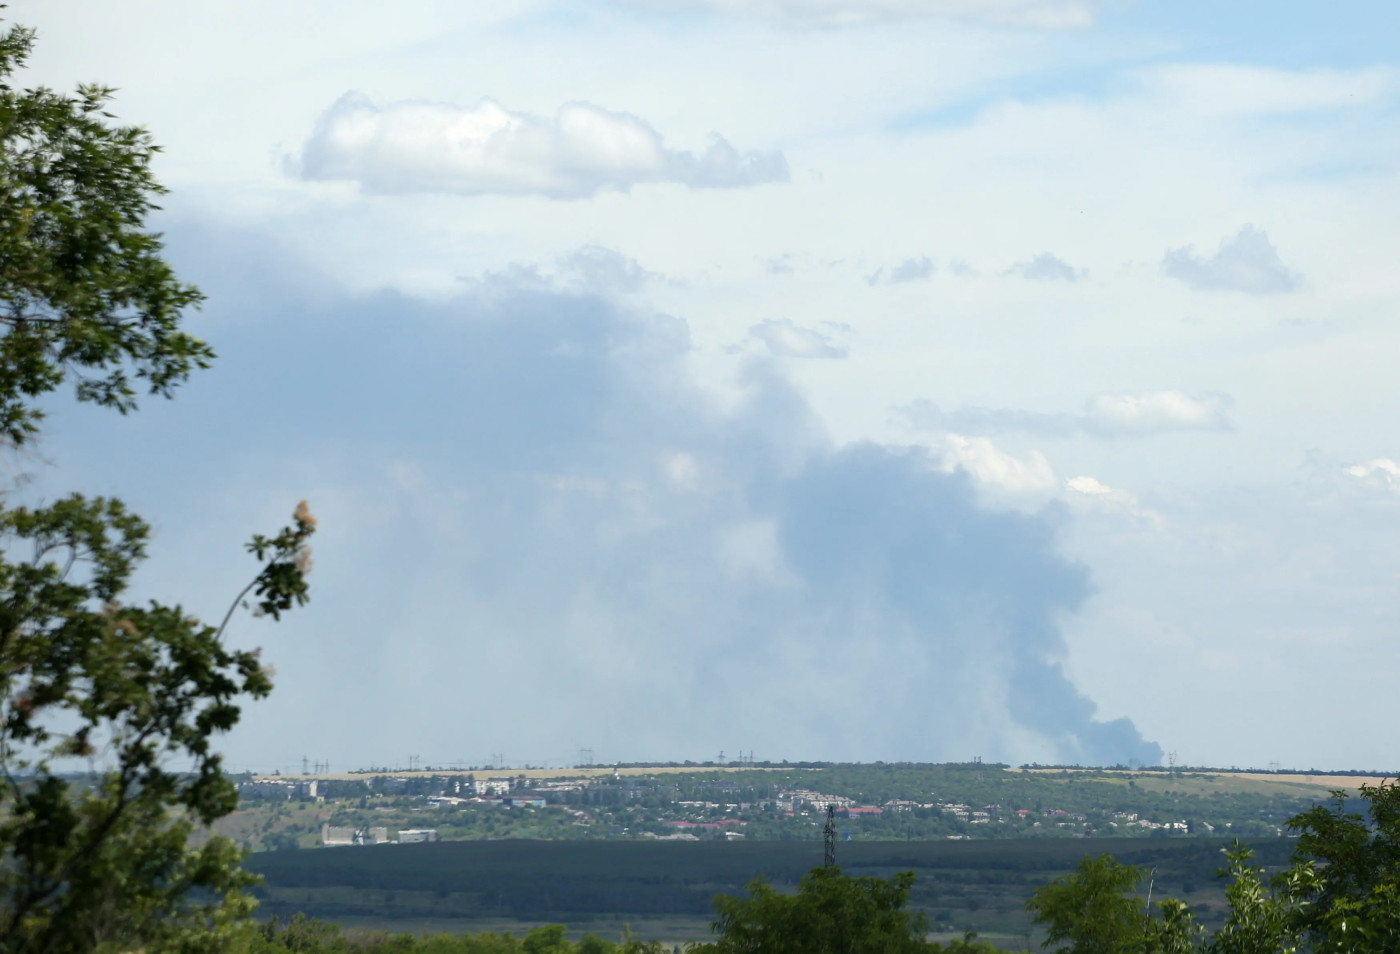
[11,1,1400,773]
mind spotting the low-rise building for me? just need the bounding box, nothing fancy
[472,777,513,796]
[320,824,354,847]
[398,828,441,844]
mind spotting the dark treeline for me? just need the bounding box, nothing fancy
[247,837,1294,929]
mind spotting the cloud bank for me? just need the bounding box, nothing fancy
[903,391,1233,438]
[1162,225,1301,294]
[295,93,789,198]
[131,231,1160,769]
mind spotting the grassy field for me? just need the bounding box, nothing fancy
[1005,767,1391,796]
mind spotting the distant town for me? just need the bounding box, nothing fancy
[216,761,1380,853]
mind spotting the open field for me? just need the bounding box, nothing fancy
[1215,771,1393,789]
[1005,767,1393,795]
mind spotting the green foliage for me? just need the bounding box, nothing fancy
[245,916,664,954]
[1025,780,1400,954]
[692,865,934,954]
[1287,779,1400,953]
[1027,854,1146,954]
[1204,844,1309,954]
[0,15,316,953]
[0,23,211,447]
[0,491,317,950]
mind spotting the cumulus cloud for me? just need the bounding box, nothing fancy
[750,318,848,359]
[1162,225,1301,294]
[928,433,1058,496]
[133,229,1159,768]
[559,245,657,295]
[902,391,1233,438]
[614,0,1095,29]
[1006,252,1085,282]
[294,92,789,199]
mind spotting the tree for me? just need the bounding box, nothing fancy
[691,864,1000,954]
[1286,778,1400,952]
[0,17,315,953]
[1026,854,1148,954]
[1027,780,1400,954]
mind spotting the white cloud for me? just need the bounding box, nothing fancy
[929,433,1058,495]
[1162,225,1301,294]
[1065,475,1163,528]
[294,93,788,199]
[1083,391,1232,436]
[927,438,1161,528]
[750,319,848,358]
[1344,459,1400,493]
[613,0,1096,28]
[1006,252,1085,281]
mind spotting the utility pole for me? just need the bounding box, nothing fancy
[823,805,837,868]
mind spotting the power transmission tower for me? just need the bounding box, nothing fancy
[302,755,308,776]
[823,805,837,868]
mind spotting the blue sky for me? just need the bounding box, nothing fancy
[14,0,1400,773]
